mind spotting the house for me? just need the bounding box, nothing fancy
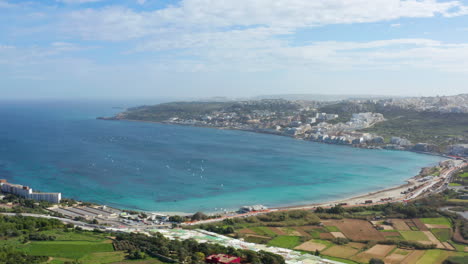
[206,254,241,264]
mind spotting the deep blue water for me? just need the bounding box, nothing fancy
[0,100,443,213]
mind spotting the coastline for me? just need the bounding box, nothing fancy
[107,118,451,159]
[95,118,460,216]
[272,159,466,213]
[182,161,467,226]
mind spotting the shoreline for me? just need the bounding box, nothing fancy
[271,159,467,212]
[107,118,451,159]
[95,118,461,216]
[139,160,457,216]
[183,161,467,225]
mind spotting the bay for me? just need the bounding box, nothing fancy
[0,100,443,213]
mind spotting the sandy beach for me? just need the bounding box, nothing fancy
[275,159,466,211]
[184,160,467,225]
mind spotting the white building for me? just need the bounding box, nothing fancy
[238,205,267,213]
[447,144,468,157]
[0,179,61,204]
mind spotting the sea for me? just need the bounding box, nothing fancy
[0,100,443,213]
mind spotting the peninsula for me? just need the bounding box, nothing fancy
[99,94,468,157]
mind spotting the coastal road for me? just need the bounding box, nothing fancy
[0,213,104,230]
[0,212,171,232]
[407,161,467,200]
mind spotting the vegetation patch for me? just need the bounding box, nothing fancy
[399,231,430,241]
[325,226,340,232]
[443,255,468,264]
[448,241,466,252]
[243,236,270,244]
[41,230,109,242]
[447,199,468,203]
[321,255,360,264]
[307,229,321,239]
[322,245,359,259]
[267,235,302,249]
[278,227,302,236]
[420,217,452,227]
[19,241,114,259]
[358,108,468,148]
[78,251,127,264]
[385,249,412,263]
[415,249,449,264]
[250,226,277,237]
[431,228,451,242]
[393,248,411,256]
[110,259,169,264]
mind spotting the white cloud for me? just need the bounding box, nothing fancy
[57,0,106,4]
[60,0,468,41]
[2,0,468,92]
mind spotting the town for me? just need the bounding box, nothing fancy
[103,94,468,157]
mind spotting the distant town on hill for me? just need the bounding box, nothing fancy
[99,94,468,157]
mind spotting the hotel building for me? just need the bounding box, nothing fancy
[0,179,61,204]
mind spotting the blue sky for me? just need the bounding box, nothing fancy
[1,0,468,99]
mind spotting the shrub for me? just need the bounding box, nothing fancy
[332,237,349,245]
[369,258,384,264]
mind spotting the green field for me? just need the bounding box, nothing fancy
[311,239,334,249]
[308,228,327,239]
[113,259,169,264]
[321,255,360,264]
[19,241,114,259]
[76,251,127,264]
[420,217,452,227]
[325,226,340,232]
[399,231,430,241]
[352,210,383,216]
[459,172,468,178]
[267,236,302,249]
[416,249,450,264]
[449,183,462,186]
[431,229,451,242]
[250,226,277,237]
[449,241,466,252]
[41,230,109,242]
[244,236,270,244]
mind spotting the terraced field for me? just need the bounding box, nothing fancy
[233,217,468,264]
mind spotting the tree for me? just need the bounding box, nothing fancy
[169,215,185,223]
[126,250,146,260]
[332,237,349,245]
[193,252,205,263]
[315,206,325,214]
[369,258,384,264]
[191,212,208,221]
[327,205,345,214]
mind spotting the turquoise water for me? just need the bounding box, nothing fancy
[0,100,443,213]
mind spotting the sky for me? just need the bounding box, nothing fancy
[1,0,468,99]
